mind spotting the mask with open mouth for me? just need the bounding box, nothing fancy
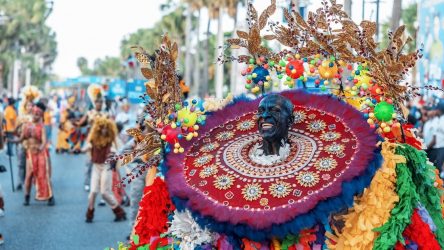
[257,94,294,156]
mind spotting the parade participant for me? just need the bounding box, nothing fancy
[108,2,444,249]
[4,98,17,157]
[83,117,126,223]
[43,104,53,144]
[77,84,108,191]
[19,102,54,206]
[56,96,75,153]
[15,88,40,191]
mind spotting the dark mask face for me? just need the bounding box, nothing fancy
[257,95,294,142]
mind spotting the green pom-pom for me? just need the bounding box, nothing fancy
[374,101,395,122]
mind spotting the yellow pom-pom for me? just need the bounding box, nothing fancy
[173,148,179,153]
[161,134,166,140]
[193,125,199,130]
[174,143,180,148]
[171,123,177,129]
[295,54,301,59]
[264,82,271,89]
[193,132,198,137]
[383,127,391,133]
[179,147,184,153]
[369,113,375,118]
[252,73,258,78]
[367,118,374,124]
[324,80,329,85]
[380,123,387,128]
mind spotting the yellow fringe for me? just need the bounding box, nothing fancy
[328,142,404,249]
[271,238,281,250]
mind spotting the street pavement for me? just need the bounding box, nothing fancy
[0,142,130,250]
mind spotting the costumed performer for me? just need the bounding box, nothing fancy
[18,102,55,206]
[77,85,108,191]
[83,116,126,223]
[109,2,444,249]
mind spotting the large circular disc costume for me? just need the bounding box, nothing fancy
[166,90,381,239]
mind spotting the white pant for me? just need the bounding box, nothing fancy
[89,163,117,207]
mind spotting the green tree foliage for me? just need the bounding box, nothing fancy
[0,0,57,88]
[76,56,123,78]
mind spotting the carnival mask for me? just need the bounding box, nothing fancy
[257,94,294,144]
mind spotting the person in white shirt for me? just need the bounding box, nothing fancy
[426,100,444,177]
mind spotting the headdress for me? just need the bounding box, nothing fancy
[86,84,104,105]
[88,117,117,148]
[20,85,41,102]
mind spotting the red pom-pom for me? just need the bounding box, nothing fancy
[285,60,304,79]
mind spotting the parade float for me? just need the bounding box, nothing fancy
[107,1,444,249]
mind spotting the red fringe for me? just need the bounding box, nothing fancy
[395,209,440,250]
[131,177,175,249]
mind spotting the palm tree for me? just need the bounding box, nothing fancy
[391,0,402,31]
[344,0,352,16]
[214,0,237,98]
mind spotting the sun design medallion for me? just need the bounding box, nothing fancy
[307,120,326,133]
[269,181,292,198]
[315,157,338,171]
[242,183,264,201]
[214,175,234,190]
[296,171,320,187]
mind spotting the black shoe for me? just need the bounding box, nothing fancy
[98,199,106,206]
[23,195,30,206]
[121,196,130,207]
[16,184,22,191]
[47,196,55,206]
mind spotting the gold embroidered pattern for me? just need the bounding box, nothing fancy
[242,183,264,201]
[293,110,307,123]
[269,181,292,198]
[320,131,341,141]
[216,131,235,141]
[194,154,214,167]
[200,142,220,153]
[214,175,234,190]
[307,120,326,133]
[199,165,218,178]
[296,171,320,187]
[236,120,255,131]
[315,157,338,171]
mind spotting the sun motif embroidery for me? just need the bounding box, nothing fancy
[214,175,234,190]
[325,143,345,155]
[269,181,292,198]
[296,171,320,187]
[315,157,338,171]
[293,110,307,123]
[194,154,214,167]
[320,131,341,141]
[242,183,264,201]
[199,165,218,178]
[237,120,255,131]
[200,142,220,153]
[307,120,326,133]
[216,131,235,141]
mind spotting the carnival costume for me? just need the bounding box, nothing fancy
[21,103,54,206]
[16,86,41,189]
[109,1,444,249]
[84,117,126,223]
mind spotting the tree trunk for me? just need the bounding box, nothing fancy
[184,4,193,89]
[344,0,352,17]
[200,17,211,97]
[291,0,299,13]
[192,8,201,97]
[229,3,239,95]
[215,8,224,99]
[391,0,402,31]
